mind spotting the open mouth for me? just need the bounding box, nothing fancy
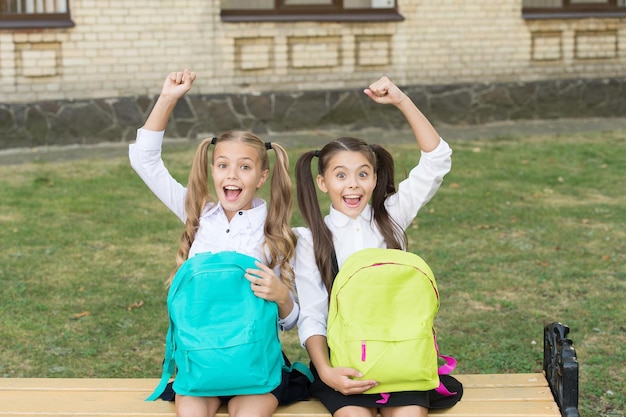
[224,185,242,201]
[342,194,362,208]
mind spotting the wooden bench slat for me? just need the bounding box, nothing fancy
[0,378,156,391]
[461,386,554,402]
[0,373,550,391]
[428,401,561,416]
[0,394,562,417]
[270,400,560,417]
[0,387,554,408]
[0,374,561,417]
[456,373,550,388]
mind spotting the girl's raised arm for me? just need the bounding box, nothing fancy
[364,76,440,153]
[144,69,196,131]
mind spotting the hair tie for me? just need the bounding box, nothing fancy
[313,150,320,158]
[211,137,217,145]
[265,142,272,150]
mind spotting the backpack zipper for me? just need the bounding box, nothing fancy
[361,340,366,361]
[184,351,191,373]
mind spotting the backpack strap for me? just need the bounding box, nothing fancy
[283,360,314,383]
[434,336,458,396]
[435,380,458,396]
[146,268,187,401]
[438,354,457,376]
[145,321,176,401]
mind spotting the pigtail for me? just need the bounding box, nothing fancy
[295,151,336,295]
[167,137,214,287]
[264,143,297,292]
[370,144,407,250]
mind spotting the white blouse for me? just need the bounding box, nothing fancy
[129,128,299,329]
[294,138,452,346]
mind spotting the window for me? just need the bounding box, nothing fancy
[221,0,403,22]
[523,0,626,18]
[0,0,74,29]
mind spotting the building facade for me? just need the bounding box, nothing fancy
[1,0,625,148]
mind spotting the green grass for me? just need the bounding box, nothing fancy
[0,130,624,417]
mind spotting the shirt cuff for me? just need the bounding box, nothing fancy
[298,323,328,348]
[279,301,299,331]
[421,137,450,156]
[134,128,165,150]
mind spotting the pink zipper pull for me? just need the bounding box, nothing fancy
[376,393,390,404]
[361,340,366,361]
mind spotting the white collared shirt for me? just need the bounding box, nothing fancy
[129,128,298,329]
[191,198,268,260]
[294,138,452,346]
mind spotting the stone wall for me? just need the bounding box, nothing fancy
[1,77,623,149]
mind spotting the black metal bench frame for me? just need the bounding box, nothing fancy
[543,322,580,417]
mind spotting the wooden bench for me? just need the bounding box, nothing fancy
[0,323,579,417]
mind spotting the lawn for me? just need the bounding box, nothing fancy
[0,129,624,417]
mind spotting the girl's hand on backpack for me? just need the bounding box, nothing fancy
[319,366,378,395]
[245,262,293,317]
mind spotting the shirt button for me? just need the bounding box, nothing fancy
[226,229,230,233]
[238,211,243,215]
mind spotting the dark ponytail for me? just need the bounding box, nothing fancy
[370,144,406,250]
[295,151,336,294]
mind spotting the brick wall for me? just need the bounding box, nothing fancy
[0,0,625,147]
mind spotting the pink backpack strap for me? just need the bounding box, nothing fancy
[435,355,458,396]
[435,380,458,396]
[438,354,457,375]
[434,333,458,396]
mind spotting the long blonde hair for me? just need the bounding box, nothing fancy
[168,130,297,291]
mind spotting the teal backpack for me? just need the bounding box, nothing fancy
[327,248,457,395]
[147,251,299,400]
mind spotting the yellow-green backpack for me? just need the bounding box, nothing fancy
[327,248,456,395]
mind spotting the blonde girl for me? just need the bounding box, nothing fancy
[130,70,305,417]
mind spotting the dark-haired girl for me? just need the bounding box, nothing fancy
[294,76,462,417]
